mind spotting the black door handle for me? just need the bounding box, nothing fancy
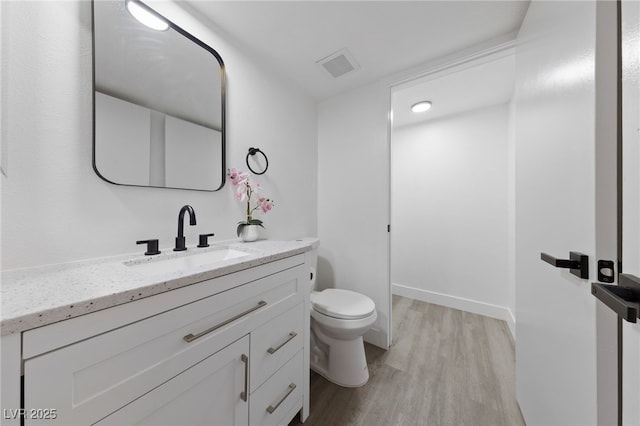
[540,251,589,279]
[592,274,640,323]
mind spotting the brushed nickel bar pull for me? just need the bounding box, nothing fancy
[183,301,267,343]
[267,332,297,354]
[266,383,296,414]
[240,354,249,402]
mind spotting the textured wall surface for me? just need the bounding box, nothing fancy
[1,1,317,270]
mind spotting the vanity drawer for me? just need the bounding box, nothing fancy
[250,302,303,392]
[250,350,304,426]
[23,265,304,426]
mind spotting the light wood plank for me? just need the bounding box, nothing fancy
[292,296,524,426]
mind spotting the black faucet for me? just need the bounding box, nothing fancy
[174,205,197,251]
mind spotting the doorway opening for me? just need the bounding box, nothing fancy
[388,46,517,343]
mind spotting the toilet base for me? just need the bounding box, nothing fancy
[310,325,370,388]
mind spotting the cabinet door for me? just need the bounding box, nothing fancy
[96,336,250,426]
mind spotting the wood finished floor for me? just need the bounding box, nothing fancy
[292,295,525,426]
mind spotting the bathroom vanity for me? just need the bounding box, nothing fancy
[1,239,315,426]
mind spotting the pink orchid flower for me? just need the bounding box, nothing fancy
[227,169,274,232]
[228,168,248,186]
[259,197,273,213]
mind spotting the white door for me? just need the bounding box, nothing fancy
[515,1,618,425]
[622,1,640,424]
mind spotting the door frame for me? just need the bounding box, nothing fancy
[594,1,622,424]
[620,0,640,424]
[386,40,517,345]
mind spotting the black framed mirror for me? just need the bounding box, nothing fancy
[92,0,226,191]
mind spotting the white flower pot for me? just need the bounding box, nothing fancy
[240,224,260,242]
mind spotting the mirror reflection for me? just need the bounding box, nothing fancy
[93,0,225,191]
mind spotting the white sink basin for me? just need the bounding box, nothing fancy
[125,247,251,276]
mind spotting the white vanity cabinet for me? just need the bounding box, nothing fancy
[11,252,311,426]
[249,303,305,425]
[95,335,251,426]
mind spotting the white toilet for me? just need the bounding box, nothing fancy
[307,246,377,388]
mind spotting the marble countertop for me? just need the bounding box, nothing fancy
[1,238,318,336]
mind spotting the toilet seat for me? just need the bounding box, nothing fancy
[311,289,375,320]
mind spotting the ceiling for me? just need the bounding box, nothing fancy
[184,1,530,101]
[96,0,222,128]
[392,52,516,128]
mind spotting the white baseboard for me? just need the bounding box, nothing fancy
[392,283,516,340]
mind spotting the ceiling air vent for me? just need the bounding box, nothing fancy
[316,48,360,79]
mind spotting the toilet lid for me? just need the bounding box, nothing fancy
[311,289,376,320]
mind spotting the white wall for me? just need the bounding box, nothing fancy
[316,42,518,350]
[507,99,516,335]
[317,81,390,349]
[391,104,514,331]
[0,1,317,270]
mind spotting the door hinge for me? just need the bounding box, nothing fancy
[387,224,390,232]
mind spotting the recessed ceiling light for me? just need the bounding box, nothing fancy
[126,0,169,31]
[411,101,432,113]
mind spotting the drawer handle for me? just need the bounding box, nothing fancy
[267,332,298,354]
[266,383,296,414]
[240,354,249,402]
[183,300,267,343]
